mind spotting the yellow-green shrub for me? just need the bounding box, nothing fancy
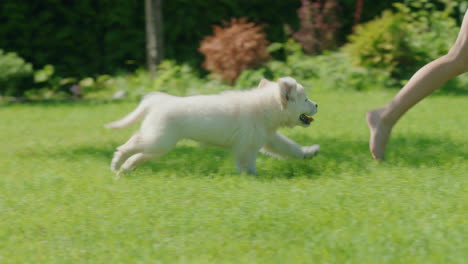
[344,1,460,82]
[0,50,33,96]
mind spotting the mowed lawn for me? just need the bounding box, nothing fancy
[0,89,466,263]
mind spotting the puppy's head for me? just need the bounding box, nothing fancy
[278,77,318,127]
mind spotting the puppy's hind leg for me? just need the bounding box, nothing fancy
[115,153,153,179]
[111,133,142,172]
[116,132,179,177]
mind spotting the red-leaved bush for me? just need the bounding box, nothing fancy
[199,18,270,84]
[290,0,341,55]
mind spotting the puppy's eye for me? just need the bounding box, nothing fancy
[305,98,308,102]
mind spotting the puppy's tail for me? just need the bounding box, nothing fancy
[104,94,154,129]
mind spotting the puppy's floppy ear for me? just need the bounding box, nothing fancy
[278,77,297,107]
[258,78,270,88]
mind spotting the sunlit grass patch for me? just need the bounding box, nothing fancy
[0,90,466,263]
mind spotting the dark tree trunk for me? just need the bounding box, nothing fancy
[354,0,364,26]
[145,0,164,79]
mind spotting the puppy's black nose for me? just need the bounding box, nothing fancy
[315,104,318,108]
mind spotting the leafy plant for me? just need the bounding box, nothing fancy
[78,60,231,100]
[343,11,407,76]
[344,0,461,82]
[199,18,271,84]
[289,0,341,55]
[394,0,460,62]
[0,50,33,96]
[236,40,391,91]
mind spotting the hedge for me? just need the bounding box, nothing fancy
[0,0,398,77]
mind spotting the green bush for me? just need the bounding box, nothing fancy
[0,0,401,78]
[394,1,460,63]
[0,50,33,96]
[235,40,392,91]
[79,60,231,100]
[343,11,406,75]
[344,0,461,82]
[122,61,225,97]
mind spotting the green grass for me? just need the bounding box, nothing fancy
[1,89,467,263]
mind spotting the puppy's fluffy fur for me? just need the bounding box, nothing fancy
[106,77,319,177]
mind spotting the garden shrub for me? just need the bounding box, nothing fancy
[394,1,460,62]
[289,0,341,55]
[149,60,220,96]
[0,50,33,96]
[31,64,88,99]
[235,40,391,91]
[344,0,461,82]
[343,11,408,77]
[82,60,230,100]
[1,0,401,78]
[199,18,271,84]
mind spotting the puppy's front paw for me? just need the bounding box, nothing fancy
[302,144,320,159]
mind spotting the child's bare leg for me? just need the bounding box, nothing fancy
[367,10,468,160]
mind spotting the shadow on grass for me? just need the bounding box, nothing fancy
[0,98,137,107]
[30,145,117,162]
[433,79,468,96]
[386,135,468,166]
[33,133,467,179]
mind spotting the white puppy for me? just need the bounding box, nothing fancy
[106,77,319,177]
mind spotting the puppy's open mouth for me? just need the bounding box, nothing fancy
[299,114,314,125]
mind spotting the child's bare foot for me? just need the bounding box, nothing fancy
[366,109,393,161]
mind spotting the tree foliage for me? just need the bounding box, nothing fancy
[0,0,401,78]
